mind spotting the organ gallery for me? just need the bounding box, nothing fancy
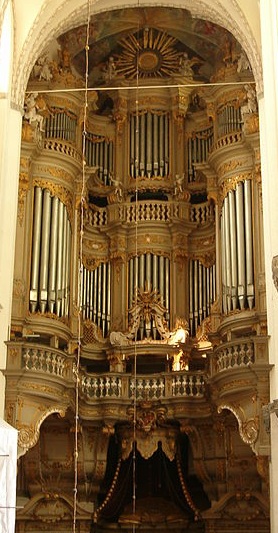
[3,6,270,533]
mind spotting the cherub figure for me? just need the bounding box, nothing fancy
[237,51,251,73]
[37,55,53,81]
[24,92,45,131]
[179,52,202,79]
[109,172,123,200]
[174,173,185,196]
[241,84,257,115]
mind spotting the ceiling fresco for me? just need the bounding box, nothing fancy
[54,7,245,85]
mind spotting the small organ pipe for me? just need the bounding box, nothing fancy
[153,114,158,176]
[153,254,158,290]
[134,255,139,297]
[159,255,164,304]
[235,182,246,309]
[102,262,107,335]
[146,253,151,290]
[165,114,169,175]
[104,142,108,184]
[165,258,170,320]
[97,264,102,325]
[224,196,232,312]
[189,261,193,333]
[139,254,145,289]
[206,267,210,314]
[244,180,254,308]
[93,268,97,322]
[65,219,71,316]
[194,260,199,332]
[159,115,164,176]
[140,113,145,176]
[228,190,238,309]
[61,205,68,316]
[30,187,43,311]
[198,261,203,321]
[146,112,152,177]
[130,115,135,177]
[107,263,111,332]
[56,201,64,316]
[221,211,227,314]
[129,257,134,307]
[39,189,51,312]
[109,142,113,179]
[48,195,59,313]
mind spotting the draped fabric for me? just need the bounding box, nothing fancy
[98,442,202,523]
[0,419,17,533]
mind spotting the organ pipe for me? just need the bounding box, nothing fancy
[81,262,111,337]
[153,114,158,176]
[146,112,152,177]
[235,182,246,309]
[30,187,43,311]
[188,259,216,336]
[228,190,238,310]
[39,189,52,313]
[244,180,254,308]
[140,113,145,177]
[29,187,71,317]
[48,195,59,313]
[224,196,232,312]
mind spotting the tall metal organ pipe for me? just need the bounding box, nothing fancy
[81,262,111,338]
[188,259,216,336]
[29,187,72,317]
[130,112,169,177]
[220,180,254,313]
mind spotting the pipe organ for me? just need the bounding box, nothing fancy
[18,59,260,363]
[13,17,269,533]
[29,187,71,317]
[85,134,114,184]
[44,108,77,143]
[81,262,111,337]
[217,104,242,138]
[187,126,214,182]
[221,180,254,313]
[129,111,169,178]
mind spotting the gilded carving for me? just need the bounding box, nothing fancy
[33,164,74,185]
[220,173,253,202]
[218,158,246,178]
[18,172,30,225]
[32,179,73,221]
[218,404,258,447]
[13,278,25,298]
[82,254,108,271]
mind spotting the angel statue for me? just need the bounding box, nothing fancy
[24,92,45,132]
[109,173,123,200]
[174,174,185,196]
[178,52,202,79]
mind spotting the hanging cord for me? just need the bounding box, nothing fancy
[73,1,90,531]
[132,4,141,529]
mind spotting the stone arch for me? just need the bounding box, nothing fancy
[11,0,262,108]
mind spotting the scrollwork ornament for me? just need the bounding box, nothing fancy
[18,426,36,449]
[218,404,258,448]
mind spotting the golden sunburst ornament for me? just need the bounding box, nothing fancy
[115,27,181,79]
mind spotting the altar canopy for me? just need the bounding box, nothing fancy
[0,419,17,533]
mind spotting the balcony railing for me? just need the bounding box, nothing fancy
[15,344,207,401]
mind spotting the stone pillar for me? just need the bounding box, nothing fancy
[0,99,22,417]
[259,2,278,532]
